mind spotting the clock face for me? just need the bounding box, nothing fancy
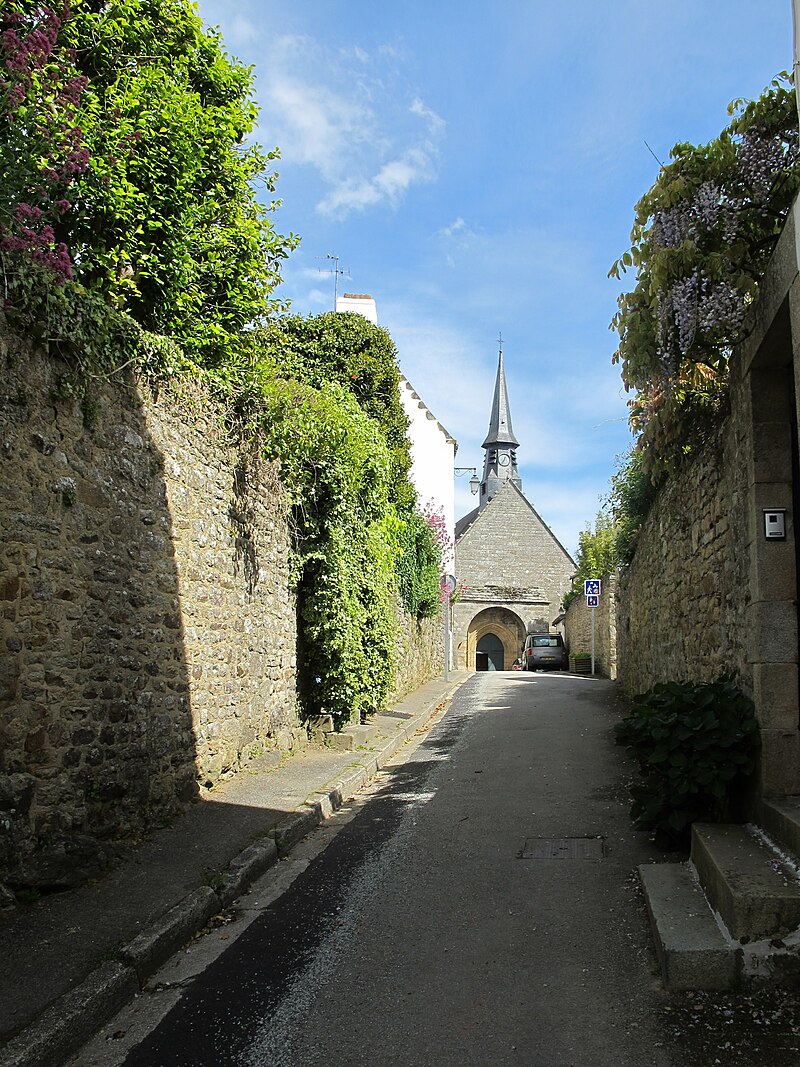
[498,453,510,467]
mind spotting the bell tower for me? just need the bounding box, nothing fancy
[478,340,521,510]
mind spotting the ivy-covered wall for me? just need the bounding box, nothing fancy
[0,331,299,893]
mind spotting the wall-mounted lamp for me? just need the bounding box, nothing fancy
[455,467,480,495]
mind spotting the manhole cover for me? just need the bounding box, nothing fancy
[521,837,605,859]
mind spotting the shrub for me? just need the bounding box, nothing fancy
[614,678,759,846]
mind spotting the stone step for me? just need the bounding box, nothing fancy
[759,796,800,858]
[324,723,381,752]
[691,823,800,941]
[639,863,739,991]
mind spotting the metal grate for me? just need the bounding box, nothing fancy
[521,837,605,860]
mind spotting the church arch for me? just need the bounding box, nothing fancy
[462,606,527,671]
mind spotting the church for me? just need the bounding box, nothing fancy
[453,348,575,671]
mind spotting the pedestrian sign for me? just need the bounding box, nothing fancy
[584,579,601,596]
[587,594,599,608]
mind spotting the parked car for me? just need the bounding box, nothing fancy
[523,632,567,672]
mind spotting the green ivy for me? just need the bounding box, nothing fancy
[395,509,441,619]
[255,376,438,726]
[1,0,298,366]
[614,678,759,847]
[252,312,415,510]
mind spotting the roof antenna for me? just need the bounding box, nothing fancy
[644,139,664,168]
[318,253,351,310]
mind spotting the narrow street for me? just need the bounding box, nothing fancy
[74,673,798,1067]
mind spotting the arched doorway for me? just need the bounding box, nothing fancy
[461,606,527,671]
[476,632,504,671]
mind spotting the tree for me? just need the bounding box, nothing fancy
[0,0,297,364]
[610,75,800,477]
[562,512,616,610]
[254,312,416,510]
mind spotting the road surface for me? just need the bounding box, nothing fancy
[76,672,682,1066]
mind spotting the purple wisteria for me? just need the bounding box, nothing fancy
[648,123,798,379]
[1,3,88,283]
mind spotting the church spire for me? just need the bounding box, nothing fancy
[478,338,522,510]
[481,341,519,449]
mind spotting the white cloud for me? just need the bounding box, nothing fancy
[253,35,445,220]
[437,217,467,239]
[317,142,438,218]
[410,96,445,135]
[262,72,374,180]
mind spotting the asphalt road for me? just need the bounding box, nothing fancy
[75,671,676,1067]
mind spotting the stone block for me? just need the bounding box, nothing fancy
[746,600,798,664]
[759,730,800,796]
[639,862,738,991]
[749,540,797,604]
[751,662,799,730]
[692,822,800,940]
[750,422,793,485]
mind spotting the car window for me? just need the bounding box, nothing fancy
[531,636,561,647]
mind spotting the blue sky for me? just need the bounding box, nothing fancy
[198,0,791,556]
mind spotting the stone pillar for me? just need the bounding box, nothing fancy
[744,285,800,794]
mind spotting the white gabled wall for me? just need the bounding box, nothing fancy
[335,293,456,570]
[398,374,456,570]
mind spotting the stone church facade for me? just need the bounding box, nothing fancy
[453,349,575,670]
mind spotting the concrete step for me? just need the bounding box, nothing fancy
[759,795,800,858]
[324,723,381,752]
[692,823,800,941]
[639,863,739,991]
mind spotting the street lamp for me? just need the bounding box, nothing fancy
[455,467,480,495]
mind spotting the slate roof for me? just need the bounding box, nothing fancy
[455,505,480,541]
[481,350,519,449]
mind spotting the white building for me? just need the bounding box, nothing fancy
[336,293,456,567]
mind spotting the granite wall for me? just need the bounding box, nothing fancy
[0,334,299,894]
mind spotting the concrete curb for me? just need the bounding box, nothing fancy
[119,886,220,984]
[0,961,139,1067]
[0,676,463,1067]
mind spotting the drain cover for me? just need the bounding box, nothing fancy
[521,837,605,859]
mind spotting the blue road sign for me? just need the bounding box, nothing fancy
[584,579,601,596]
[587,594,599,608]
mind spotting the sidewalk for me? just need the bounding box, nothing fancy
[0,672,468,1067]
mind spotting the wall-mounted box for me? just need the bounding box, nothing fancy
[763,509,787,541]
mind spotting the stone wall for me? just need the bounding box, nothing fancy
[453,482,575,669]
[389,608,444,701]
[456,483,574,632]
[0,337,298,892]
[616,416,751,698]
[564,574,617,678]
[612,202,800,796]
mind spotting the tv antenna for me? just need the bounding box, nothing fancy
[318,253,350,310]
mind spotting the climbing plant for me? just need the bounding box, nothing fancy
[253,312,415,510]
[610,74,800,479]
[255,375,441,725]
